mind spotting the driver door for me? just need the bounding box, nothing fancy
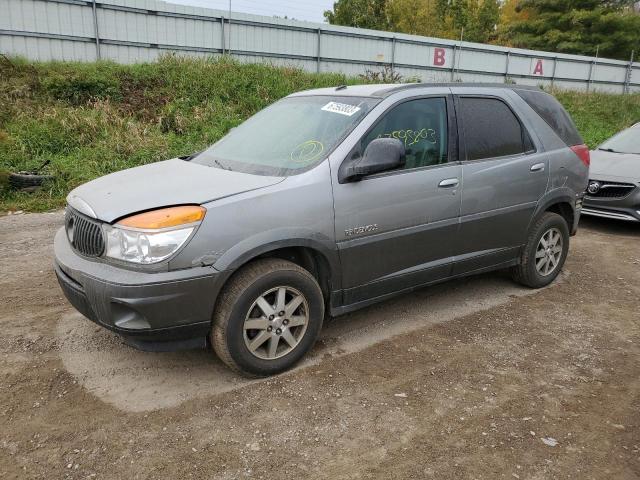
[332,95,462,306]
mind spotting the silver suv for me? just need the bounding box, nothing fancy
[54,84,589,376]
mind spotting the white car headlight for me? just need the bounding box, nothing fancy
[103,206,205,264]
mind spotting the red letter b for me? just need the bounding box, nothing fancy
[433,48,446,66]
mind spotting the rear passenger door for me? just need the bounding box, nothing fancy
[452,92,549,275]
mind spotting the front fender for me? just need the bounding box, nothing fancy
[212,228,342,289]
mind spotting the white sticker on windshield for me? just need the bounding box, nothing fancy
[321,101,361,117]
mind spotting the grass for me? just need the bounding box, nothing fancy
[1,55,639,212]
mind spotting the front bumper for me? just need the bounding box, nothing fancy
[582,178,640,222]
[54,228,226,350]
[582,195,640,222]
[580,206,640,222]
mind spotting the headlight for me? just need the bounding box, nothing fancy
[104,206,205,264]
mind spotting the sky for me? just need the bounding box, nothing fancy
[167,0,335,23]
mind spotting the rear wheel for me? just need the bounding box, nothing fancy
[211,258,324,376]
[512,212,569,288]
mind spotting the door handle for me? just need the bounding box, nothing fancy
[530,163,545,172]
[438,178,459,188]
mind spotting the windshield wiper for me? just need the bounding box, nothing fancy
[598,148,621,153]
[179,150,202,161]
[213,158,233,171]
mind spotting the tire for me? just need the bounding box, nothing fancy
[9,172,54,189]
[211,258,324,377]
[512,212,570,288]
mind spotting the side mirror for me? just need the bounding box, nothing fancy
[342,138,405,182]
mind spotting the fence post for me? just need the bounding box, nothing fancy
[391,36,396,71]
[221,16,225,55]
[504,50,510,82]
[624,50,634,94]
[316,28,321,73]
[450,43,457,81]
[452,28,463,81]
[228,0,232,54]
[551,56,557,89]
[91,0,101,60]
[587,45,599,93]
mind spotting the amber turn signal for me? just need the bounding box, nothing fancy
[117,205,206,229]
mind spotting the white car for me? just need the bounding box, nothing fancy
[582,122,640,222]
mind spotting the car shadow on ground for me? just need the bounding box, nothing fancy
[579,216,640,237]
[56,270,537,412]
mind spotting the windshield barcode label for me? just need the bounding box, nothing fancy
[321,102,361,116]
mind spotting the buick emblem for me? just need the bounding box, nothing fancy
[587,181,601,195]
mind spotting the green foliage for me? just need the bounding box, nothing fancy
[502,0,640,60]
[359,65,404,82]
[324,0,390,30]
[324,0,639,59]
[555,90,640,147]
[327,0,501,44]
[0,56,638,212]
[0,55,352,211]
[40,65,122,104]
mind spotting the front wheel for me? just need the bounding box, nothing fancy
[211,259,324,376]
[512,212,570,288]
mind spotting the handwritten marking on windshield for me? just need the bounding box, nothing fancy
[290,140,324,164]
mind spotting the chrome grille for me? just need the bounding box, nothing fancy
[586,180,636,199]
[65,208,105,257]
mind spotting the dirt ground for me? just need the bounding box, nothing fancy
[0,212,638,480]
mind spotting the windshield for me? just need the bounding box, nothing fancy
[599,124,640,155]
[193,95,379,176]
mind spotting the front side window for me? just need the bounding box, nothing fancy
[459,97,531,161]
[194,95,379,176]
[359,97,449,170]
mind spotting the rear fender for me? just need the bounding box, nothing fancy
[529,188,579,235]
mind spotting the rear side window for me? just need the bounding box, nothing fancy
[458,97,532,161]
[515,89,583,146]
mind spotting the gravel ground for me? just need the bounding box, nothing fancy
[0,212,638,479]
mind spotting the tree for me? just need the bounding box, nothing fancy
[324,0,390,30]
[385,0,440,36]
[325,0,502,44]
[503,0,640,60]
[323,0,639,60]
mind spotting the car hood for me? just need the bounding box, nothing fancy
[589,149,640,182]
[67,159,284,223]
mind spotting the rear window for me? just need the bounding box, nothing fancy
[515,90,583,146]
[459,97,533,161]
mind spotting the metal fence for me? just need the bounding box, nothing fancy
[1,0,639,93]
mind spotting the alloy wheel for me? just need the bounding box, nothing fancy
[535,227,563,276]
[243,286,309,360]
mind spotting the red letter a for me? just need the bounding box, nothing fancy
[533,59,543,75]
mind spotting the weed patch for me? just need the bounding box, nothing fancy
[1,55,639,212]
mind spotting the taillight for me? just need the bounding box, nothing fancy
[570,144,590,167]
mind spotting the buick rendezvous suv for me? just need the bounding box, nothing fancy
[55,83,589,376]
